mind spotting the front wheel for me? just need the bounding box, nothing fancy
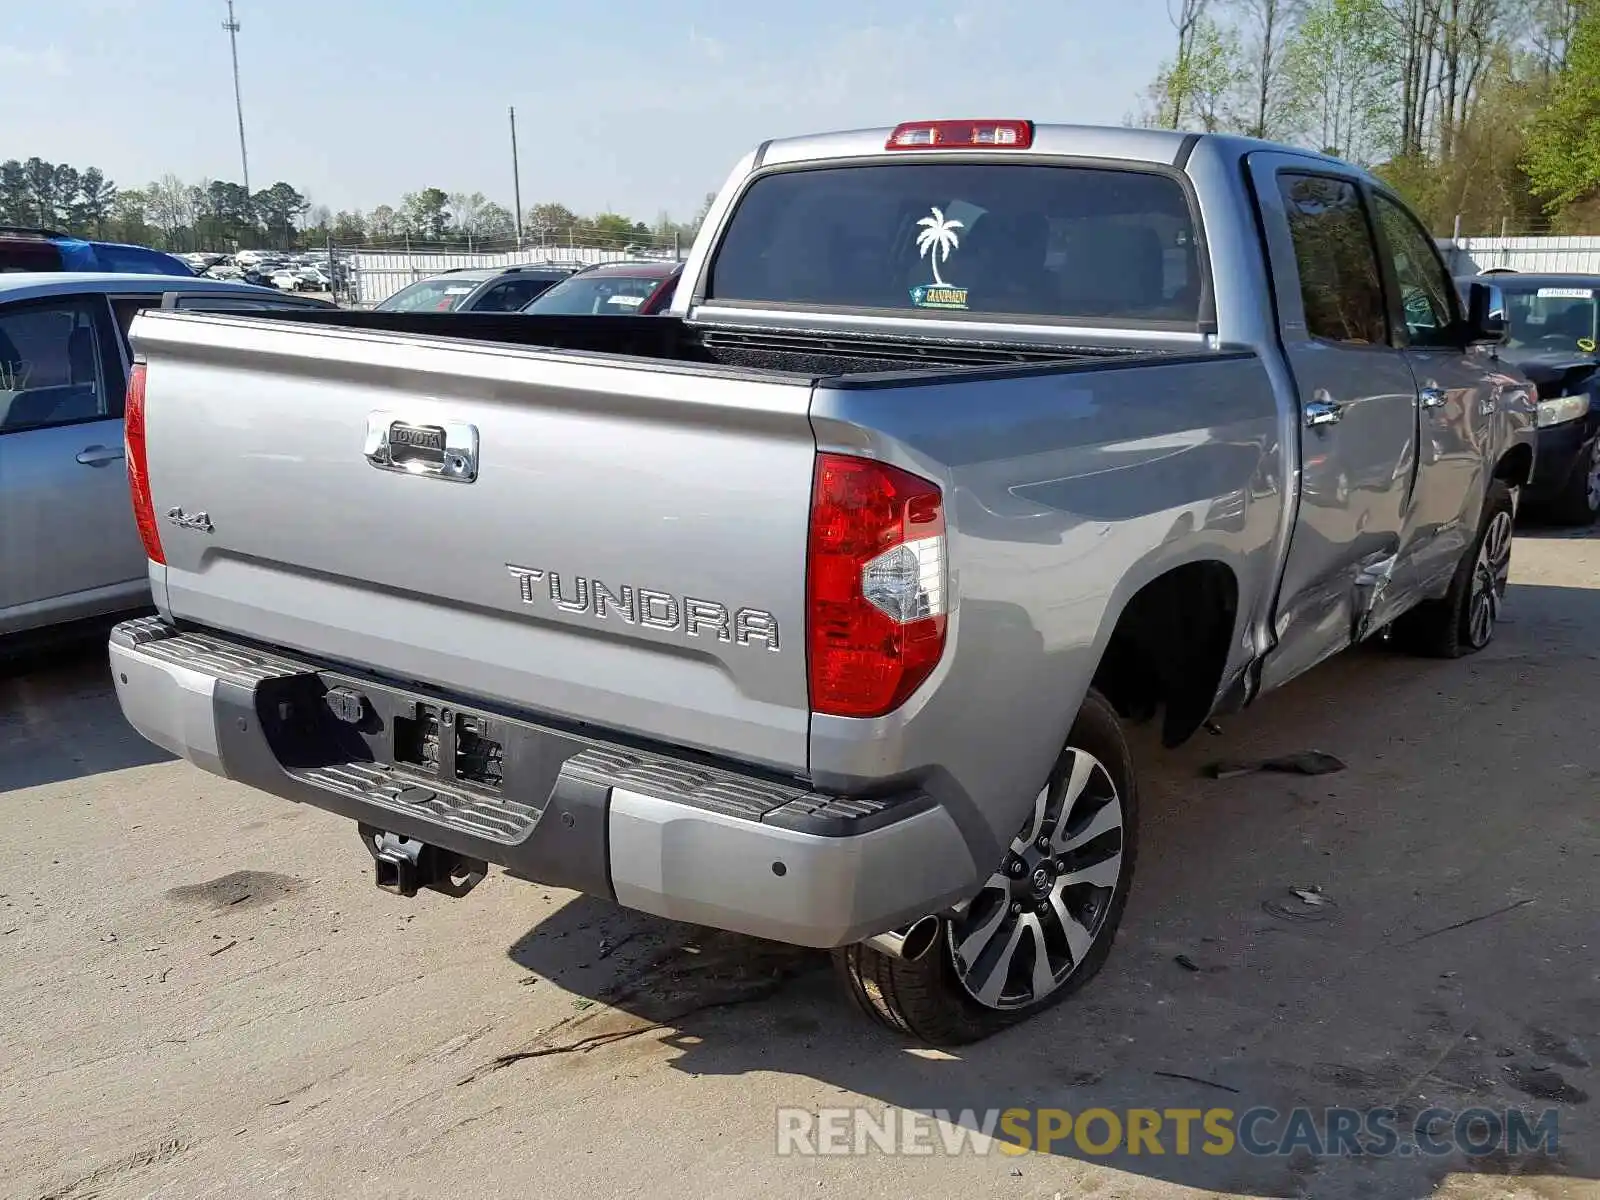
[1547,436,1600,526]
[834,689,1138,1045]
[1391,482,1515,658]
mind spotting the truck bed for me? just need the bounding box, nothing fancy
[254,308,1154,379]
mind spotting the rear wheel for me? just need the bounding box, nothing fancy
[834,690,1137,1045]
[1392,482,1514,658]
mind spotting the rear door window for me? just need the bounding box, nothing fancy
[1276,174,1388,346]
[707,163,1205,324]
[1372,192,1458,348]
[0,297,110,432]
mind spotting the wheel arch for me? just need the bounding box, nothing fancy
[1090,558,1241,749]
[1495,443,1533,489]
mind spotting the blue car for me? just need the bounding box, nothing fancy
[0,225,194,277]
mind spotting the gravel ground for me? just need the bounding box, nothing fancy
[2,526,1596,1200]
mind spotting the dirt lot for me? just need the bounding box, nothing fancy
[2,527,1597,1200]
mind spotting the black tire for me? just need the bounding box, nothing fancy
[1546,436,1600,527]
[833,689,1138,1045]
[1391,482,1515,658]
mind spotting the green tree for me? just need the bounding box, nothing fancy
[51,165,80,228]
[199,180,256,246]
[24,157,57,227]
[74,167,117,237]
[108,187,154,245]
[1380,54,1545,234]
[446,191,488,242]
[476,201,515,241]
[253,181,309,248]
[525,201,579,246]
[147,174,194,249]
[1525,1,1600,215]
[368,204,397,240]
[1145,17,1248,130]
[0,160,29,225]
[1283,0,1401,162]
[1162,0,1214,128]
[332,209,368,244]
[1232,0,1303,138]
[399,187,451,240]
[583,212,638,248]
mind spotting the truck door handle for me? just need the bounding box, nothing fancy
[76,445,125,466]
[1420,387,1447,409]
[1303,399,1343,427]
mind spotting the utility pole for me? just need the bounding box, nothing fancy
[509,106,524,249]
[223,0,250,197]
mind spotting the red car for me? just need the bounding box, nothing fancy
[520,259,681,316]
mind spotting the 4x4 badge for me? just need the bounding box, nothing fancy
[165,507,214,533]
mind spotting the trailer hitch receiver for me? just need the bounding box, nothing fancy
[361,825,488,898]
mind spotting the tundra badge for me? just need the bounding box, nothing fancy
[506,564,780,651]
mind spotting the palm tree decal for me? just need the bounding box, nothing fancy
[916,207,964,286]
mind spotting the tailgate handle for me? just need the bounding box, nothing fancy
[364,413,479,483]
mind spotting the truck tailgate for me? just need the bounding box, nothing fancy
[132,313,817,772]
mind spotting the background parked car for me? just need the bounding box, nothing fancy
[374,264,577,313]
[0,226,194,277]
[1458,272,1600,523]
[0,273,332,649]
[520,260,681,315]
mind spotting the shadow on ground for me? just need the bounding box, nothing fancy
[0,636,174,792]
[501,582,1598,1197]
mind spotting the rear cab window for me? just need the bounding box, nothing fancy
[0,239,66,273]
[706,163,1206,325]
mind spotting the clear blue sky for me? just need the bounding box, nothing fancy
[2,0,1176,223]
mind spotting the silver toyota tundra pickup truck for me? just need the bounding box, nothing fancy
[110,120,1535,1044]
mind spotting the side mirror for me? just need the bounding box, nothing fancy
[1466,281,1507,344]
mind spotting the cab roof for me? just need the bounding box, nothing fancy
[755,122,1358,172]
[572,260,680,279]
[0,272,283,304]
[1463,272,1600,289]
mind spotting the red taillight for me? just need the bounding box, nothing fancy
[886,119,1034,151]
[807,453,948,718]
[124,361,164,565]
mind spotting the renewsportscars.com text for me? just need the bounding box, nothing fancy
[775,1105,1560,1158]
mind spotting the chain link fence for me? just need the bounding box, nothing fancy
[336,246,679,307]
[321,226,684,307]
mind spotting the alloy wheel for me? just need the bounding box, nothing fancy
[948,749,1126,1010]
[1468,509,1513,649]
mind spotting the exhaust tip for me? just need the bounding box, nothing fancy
[863,913,942,961]
[901,914,941,961]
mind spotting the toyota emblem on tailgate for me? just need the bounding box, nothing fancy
[364,412,479,483]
